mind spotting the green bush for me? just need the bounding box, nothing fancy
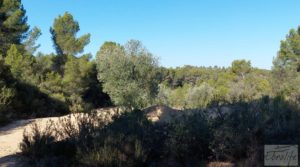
[165,113,211,165]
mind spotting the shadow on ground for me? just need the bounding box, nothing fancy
[0,120,33,136]
[0,154,22,167]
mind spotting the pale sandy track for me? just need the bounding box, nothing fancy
[0,117,65,167]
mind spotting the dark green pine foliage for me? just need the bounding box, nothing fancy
[0,0,29,54]
[50,12,90,56]
[23,26,41,55]
[272,27,300,102]
[50,12,90,74]
[0,56,16,113]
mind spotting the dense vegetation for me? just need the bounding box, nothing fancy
[20,99,300,166]
[0,1,111,125]
[0,0,299,166]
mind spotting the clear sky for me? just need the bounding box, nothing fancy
[22,0,300,69]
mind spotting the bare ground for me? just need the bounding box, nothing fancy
[0,117,65,167]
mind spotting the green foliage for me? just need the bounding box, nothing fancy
[0,0,29,53]
[228,74,271,103]
[23,26,41,55]
[4,44,35,84]
[0,45,70,117]
[272,27,300,103]
[0,11,111,117]
[0,58,16,113]
[231,59,252,78]
[156,84,171,105]
[273,28,300,72]
[186,83,215,109]
[50,12,90,56]
[97,40,159,109]
[33,53,110,113]
[166,113,211,163]
[168,84,189,109]
[63,55,90,112]
[156,61,271,109]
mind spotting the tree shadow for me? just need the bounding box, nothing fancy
[12,81,69,119]
[0,119,34,136]
[146,96,300,164]
[16,96,300,166]
[0,154,22,167]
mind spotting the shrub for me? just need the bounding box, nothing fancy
[20,110,166,167]
[20,123,76,167]
[75,110,166,166]
[165,113,211,165]
[186,83,215,109]
[20,98,300,166]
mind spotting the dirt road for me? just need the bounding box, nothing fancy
[0,117,62,167]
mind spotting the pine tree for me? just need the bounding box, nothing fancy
[50,12,90,74]
[0,0,29,54]
[50,12,90,56]
[272,27,300,101]
[23,26,41,55]
[0,57,16,113]
[4,44,35,84]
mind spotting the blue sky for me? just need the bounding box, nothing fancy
[23,0,300,69]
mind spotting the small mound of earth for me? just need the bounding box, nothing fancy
[144,105,182,123]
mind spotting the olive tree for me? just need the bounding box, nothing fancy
[96,40,159,109]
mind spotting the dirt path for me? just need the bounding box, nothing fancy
[0,117,62,167]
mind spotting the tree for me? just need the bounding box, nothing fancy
[63,55,93,112]
[0,0,29,54]
[272,27,300,102]
[231,60,252,79]
[273,28,300,72]
[168,84,190,109]
[97,41,123,57]
[0,57,16,113]
[96,40,159,109]
[50,12,90,56]
[23,27,41,55]
[4,44,35,84]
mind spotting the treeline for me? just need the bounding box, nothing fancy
[156,61,272,109]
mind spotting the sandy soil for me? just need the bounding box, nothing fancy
[0,117,64,167]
